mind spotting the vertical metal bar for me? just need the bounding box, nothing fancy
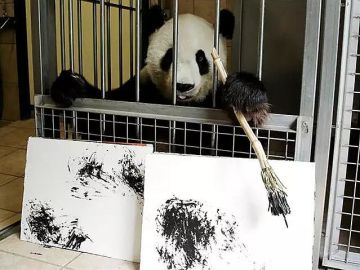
[232,127,236,157]
[135,0,141,137]
[99,114,103,142]
[170,0,179,150]
[314,0,341,268]
[112,115,116,142]
[69,0,76,137]
[74,111,78,138]
[172,0,179,105]
[135,0,140,101]
[212,0,220,107]
[184,122,187,154]
[131,0,135,80]
[199,124,203,155]
[52,109,55,138]
[257,0,265,80]
[100,0,106,136]
[323,0,358,267]
[168,121,172,153]
[107,0,112,91]
[285,132,289,159]
[300,0,322,120]
[215,126,219,156]
[140,118,143,143]
[119,0,123,86]
[211,0,221,153]
[298,0,322,161]
[60,0,66,70]
[69,0,75,71]
[77,0,83,74]
[87,112,90,140]
[63,111,67,139]
[126,117,129,143]
[267,130,270,156]
[295,116,313,161]
[40,108,45,137]
[93,1,98,87]
[154,119,157,150]
[100,0,106,98]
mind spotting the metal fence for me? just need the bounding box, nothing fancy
[321,0,360,269]
[30,0,321,268]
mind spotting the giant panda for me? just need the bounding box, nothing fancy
[51,5,268,125]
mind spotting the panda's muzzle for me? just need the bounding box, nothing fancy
[176,83,194,93]
[176,83,196,101]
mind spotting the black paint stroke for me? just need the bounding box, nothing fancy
[24,200,91,250]
[68,149,145,200]
[155,197,216,269]
[117,151,145,199]
[68,152,119,200]
[155,196,265,270]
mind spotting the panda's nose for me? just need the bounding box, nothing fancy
[176,83,194,93]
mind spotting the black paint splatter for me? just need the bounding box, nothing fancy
[68,150,145,200]
[117,151,145,199]
[155,197,217,269]
[24,200,90,250]
[155,197,265,269]
[216,209,238,252]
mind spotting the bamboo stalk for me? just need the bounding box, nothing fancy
[212,48,290,227]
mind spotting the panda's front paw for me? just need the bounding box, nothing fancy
[222,72,270,127]
[51,70,88,107]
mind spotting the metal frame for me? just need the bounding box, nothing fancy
[299,0,323,162]
[314,1,342,269]
[322,0,360,268]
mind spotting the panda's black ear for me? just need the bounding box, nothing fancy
[143,5,167,37]
[219,9,235,40]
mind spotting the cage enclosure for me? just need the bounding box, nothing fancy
[29,0,325,268]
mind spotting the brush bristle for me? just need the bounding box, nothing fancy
[261,167,291,228]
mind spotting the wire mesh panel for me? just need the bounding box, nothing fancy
[34,95,298,160]
[323,0,360,268]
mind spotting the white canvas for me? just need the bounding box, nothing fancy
[21,137,153,262]
[141,153,315,270]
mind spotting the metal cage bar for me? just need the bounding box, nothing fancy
[314,0,341,269]
[298,0,322,162]
[93,1,98,87]
[257,0,265,81]
[69,0,75,71]
[77,0,83,74]
[171,0,179,105]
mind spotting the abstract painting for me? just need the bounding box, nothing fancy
[21,137,153,262]
[140,153,315,270]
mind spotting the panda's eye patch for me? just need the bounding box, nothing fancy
[196,50,209,75]
[160,48,173,71]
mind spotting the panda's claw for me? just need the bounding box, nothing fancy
[221,72,270,127]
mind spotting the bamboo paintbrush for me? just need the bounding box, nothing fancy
[211,48,291,227]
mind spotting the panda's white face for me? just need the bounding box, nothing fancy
[145,14,227,103]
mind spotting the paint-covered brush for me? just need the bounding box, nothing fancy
[211,48,291,227]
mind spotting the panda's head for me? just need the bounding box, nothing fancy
[143,8,235,103]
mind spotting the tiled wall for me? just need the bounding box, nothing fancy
[0,0,20,121]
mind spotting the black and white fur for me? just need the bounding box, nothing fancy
[50,5,268,126]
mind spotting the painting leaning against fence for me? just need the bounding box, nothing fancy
[20,137,153,262]
[140,153,315,270]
